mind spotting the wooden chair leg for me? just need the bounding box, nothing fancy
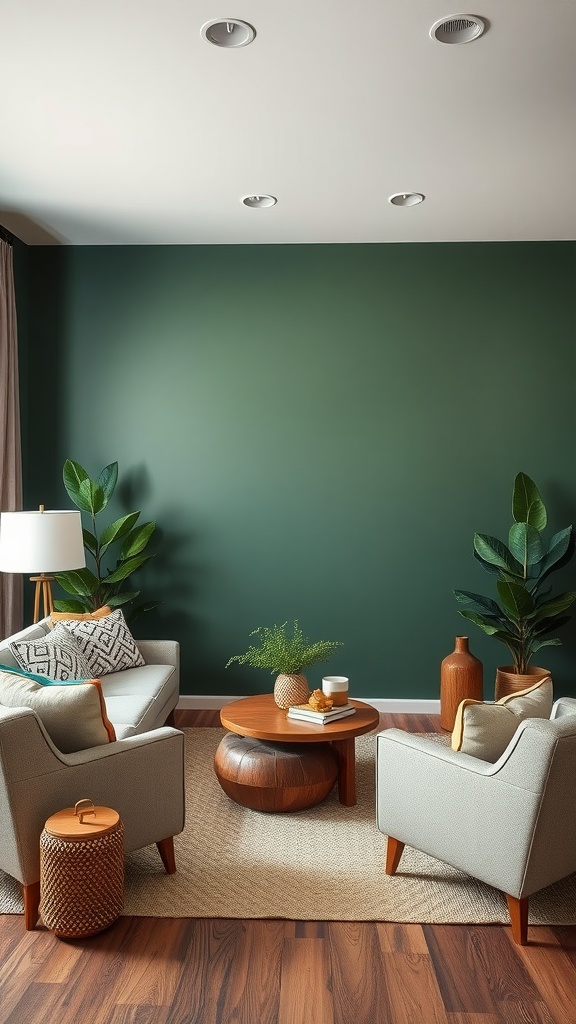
[385,836,405,875]
[157,836,176,874]
[505,893,529,945]
[23,881,41,930]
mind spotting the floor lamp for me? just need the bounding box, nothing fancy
[0,507,86,622]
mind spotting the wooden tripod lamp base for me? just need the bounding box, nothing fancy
[29,574,55,622]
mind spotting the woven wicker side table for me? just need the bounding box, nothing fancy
[40,799,124,938]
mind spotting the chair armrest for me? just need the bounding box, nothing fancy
[551,696,576,719]
[376,729,497,775]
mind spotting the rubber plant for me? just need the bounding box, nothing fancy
[54,459,157,622]
[454,472,576,674]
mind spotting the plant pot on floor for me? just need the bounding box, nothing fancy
[494,666,550,702]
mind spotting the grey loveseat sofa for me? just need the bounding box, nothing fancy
[0,618,184,928]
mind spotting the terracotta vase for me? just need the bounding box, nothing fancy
[494,665,550,702]
[273,673,310,709]
[440,636,483,731]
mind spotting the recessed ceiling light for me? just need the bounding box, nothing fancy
[241,195,277,208]
[388,193,425,207]
[201,19,256,48]
[430,15,485,44]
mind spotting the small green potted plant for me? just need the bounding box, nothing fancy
[226,620,343,708]
[454,472,576,698]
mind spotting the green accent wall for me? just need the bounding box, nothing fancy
[19,242,576,699]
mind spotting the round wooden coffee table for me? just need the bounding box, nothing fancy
[217,694,379,809]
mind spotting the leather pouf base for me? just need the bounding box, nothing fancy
[214,734,338,813]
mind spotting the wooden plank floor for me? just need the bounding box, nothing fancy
[1,709,575,1024]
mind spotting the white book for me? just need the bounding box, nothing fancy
[287,705,356,724]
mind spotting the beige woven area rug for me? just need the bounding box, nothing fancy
[2,727,576,923]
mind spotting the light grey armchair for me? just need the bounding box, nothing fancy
[0,704,185,929]
[376,697,576,944]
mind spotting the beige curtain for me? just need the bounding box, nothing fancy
[0,235,23,637]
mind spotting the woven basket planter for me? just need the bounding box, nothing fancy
[273,673,310,709]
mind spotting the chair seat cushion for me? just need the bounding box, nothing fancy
[451,676,553,762]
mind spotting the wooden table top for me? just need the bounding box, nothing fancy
[220,693,380,744]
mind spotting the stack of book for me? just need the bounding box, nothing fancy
[287,702,356,724]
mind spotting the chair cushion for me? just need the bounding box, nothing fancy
[451,676,553,762]
[9,622,93,680]
[58,608,145,676]
[0,668,116,752]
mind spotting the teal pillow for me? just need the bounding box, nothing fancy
[0,662,92,687]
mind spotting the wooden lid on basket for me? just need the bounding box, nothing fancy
[44,799,120,840]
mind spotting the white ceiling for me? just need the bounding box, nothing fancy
[1,1,575,246]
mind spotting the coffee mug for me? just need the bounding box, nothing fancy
[322,675,349,706]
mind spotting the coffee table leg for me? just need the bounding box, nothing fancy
[331,738,356,806]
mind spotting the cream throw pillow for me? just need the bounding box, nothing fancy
[451,677,553,763]
[0,668,116,752]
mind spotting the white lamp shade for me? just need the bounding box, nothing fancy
[0,510,86,574]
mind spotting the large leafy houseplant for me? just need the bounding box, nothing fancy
[454,473,576,675]
[54,460,157,622]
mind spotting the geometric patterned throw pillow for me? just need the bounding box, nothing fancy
[9,622,93,681]
[60,608,145,676]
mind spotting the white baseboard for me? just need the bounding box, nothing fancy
[177,695,440,715]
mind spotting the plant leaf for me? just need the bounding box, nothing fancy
[120,521,156,559]
[82,528,98,558]
[52,598,91,613]
[508,522,543,570]
[105,554,151,584]
[473,534,523,577]
[63,460,92,511]
[96,462,118,508]
[496,580,534,620]
[127,600,161,624]
[535,527,574,580]
[78,478,106,516]
[532,638,563,652]
[512,473,547,530]
[99,512,141,556]
[54,567,99,598]
[532,592,576,622]
[453,589,504,618]
[457,610,502,635]
[105,591,140,607]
